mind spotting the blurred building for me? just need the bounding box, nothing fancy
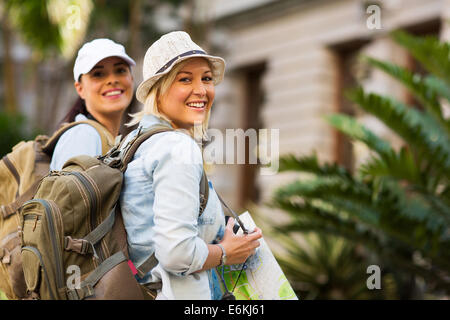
[201,0,450,217]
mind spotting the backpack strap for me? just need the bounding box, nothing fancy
[64,206,117,257]
[78,120,115,155]
[1,179,41,219]
[42,120,114,156]
[66,251,128,300]
[118,124,209,215]
[119,124,175,172]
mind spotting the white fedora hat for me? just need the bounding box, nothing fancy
[136,31,226,103]
[73,38,136,82]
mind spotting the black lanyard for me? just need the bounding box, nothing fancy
[215,192,249,300]
[215,192,248,235]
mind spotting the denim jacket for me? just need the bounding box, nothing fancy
[119,114,225,300]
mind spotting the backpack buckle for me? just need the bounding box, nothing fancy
[66,285,94,300]
[0,247,10,264]
[64,236,94,256]
[100,146,124,168]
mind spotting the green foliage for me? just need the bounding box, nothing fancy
[0,111,33,157]
[87,0,184,51]
[269,232,396,299]
[392,30,450,88]
[6,0,62,57]
[271,31,450,298]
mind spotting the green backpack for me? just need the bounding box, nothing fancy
[18,125,209,300]
[0,120,114,300]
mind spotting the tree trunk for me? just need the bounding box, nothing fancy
[182,0,212,51]
[30,57,47,133]
[128,0,142,59]
[46,60,67,132]
[1,13,18,113]
[183,0,195,40]
[119,0,143,137]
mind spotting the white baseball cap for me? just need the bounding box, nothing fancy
[73,38,136,82]
[136,31,225,103]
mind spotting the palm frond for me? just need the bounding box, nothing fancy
[359,146,421,184]
[274,176,377,224]
[325,113,393,157]
[346,87,450,177]
[374,177,449,239]
[392,30,450,87]
[272,199,382,248]
[364,56,450,134]
[269,231,379,299]
[274,233,380,299]
[277,155,439,221]
[274,173,446,252]
[278,153,353,180]
[275,203,450,291]
[408,185,450,227]
[326,114,431,186]
[424,75,450,103]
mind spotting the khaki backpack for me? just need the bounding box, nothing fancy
[18,125,209,300]
[0,120,114,300]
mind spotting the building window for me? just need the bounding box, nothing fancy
[332,39,370,172]
[239,63,266,208]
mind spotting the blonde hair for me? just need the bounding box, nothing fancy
[128,59,213,141]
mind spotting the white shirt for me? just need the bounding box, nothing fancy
[49,114,102,171]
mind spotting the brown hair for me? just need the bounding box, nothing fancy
[59,96,89,125]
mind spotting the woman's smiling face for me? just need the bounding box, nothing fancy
[158,57,215,130]
[75,56,133,117]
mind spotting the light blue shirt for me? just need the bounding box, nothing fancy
[49,114,102,171]
[119,114,225,300]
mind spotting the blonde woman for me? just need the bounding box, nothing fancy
[120,31,262,300]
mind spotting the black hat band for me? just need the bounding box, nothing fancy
[156,50,206,74]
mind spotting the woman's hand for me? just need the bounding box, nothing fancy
[219,217,262,265]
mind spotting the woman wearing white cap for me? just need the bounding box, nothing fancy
[49,38,136,171]
[120,31,262,300]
